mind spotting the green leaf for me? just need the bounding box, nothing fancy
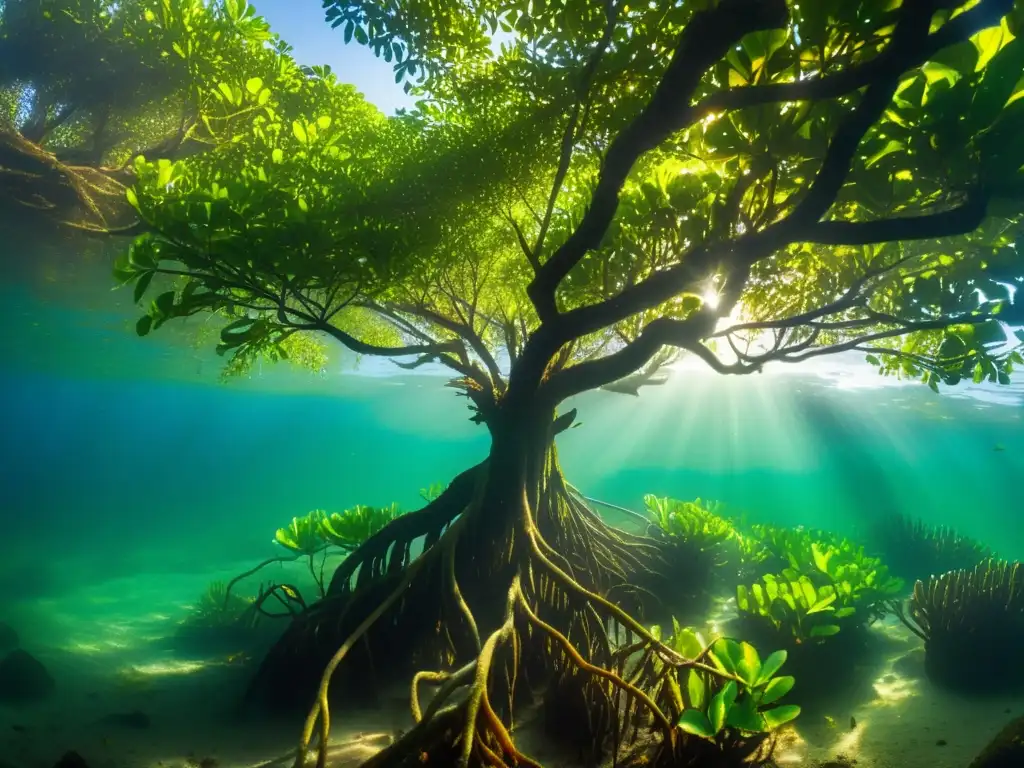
[125,187,140,210]
[806,592,837,615]
[153,290,176,317]
[272,147,284,164]
[735,641,762,686]
[726,692,767,733]
[710,681,738,734]
[759,675,795,705]
[756,650,788,685]
[973,37,1024,126]
[133,271,154,303]
[687,669,705,710]
[811,543,833,574]
[809,624,841,638]
[762,704,801,730]
[677,709,715,740]
[246,77,264,95]
[135,315,153,336]
[292,121,307,144]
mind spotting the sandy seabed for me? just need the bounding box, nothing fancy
[0,563,1019,768]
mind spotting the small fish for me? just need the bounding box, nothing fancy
[850,716,857,729]
[993,443,1006,452]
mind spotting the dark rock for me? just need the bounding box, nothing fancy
[969,716,1024,768]
[0,621,18,653]
[52,752,90,768]
[98,709,150,729]
[0,649,55,704]
[936,739,947,746]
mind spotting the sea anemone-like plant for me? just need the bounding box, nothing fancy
[275,510,328,555]
[181,580,259,630]
[320,503,403,551]
[868,512,993,583]
[644,496,738,611]
[897,559,1024,694]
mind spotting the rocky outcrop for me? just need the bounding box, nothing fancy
[969,715,1024,768]
[0,649,55,704]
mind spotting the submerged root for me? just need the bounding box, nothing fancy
[286,465,745,768]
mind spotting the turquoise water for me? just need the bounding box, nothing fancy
[2,263,1022,598]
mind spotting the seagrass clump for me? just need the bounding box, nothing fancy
[901,559,1024,693]
[871,513,992,582]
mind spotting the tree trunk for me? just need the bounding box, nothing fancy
[246,401,689,768]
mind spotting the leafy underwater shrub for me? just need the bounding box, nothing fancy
[733,527,903,701]
[644,496,740,611]
[182,580,258,630]
[737,525,904,637]
[867,512,993,583]
[274,503,405,554]
[644,496,733,546]
[644,622,801,765]
[899,559,1024,694]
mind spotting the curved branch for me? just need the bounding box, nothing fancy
[805,194,991,245]
[513,0,1006,401]
[526,0,789,321]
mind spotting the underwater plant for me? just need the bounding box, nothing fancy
[867,512,994,583]
[274,510,328,555]
[109,0,1024,763]
[181,581,258,630]
[644,495,744,611]
[320,503,403,551]
[737,574,855,643]
[645,623,800,764]
[644,495,733,548]
[898,559,1024,694]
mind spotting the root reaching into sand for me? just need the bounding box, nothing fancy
[274,438,747,768]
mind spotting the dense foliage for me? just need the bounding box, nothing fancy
[0,0,287,229]
[114,0,1024,404]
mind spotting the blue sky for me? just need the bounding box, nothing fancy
[252,0,413,114]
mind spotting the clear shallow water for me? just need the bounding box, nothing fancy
[1,265,1023,603]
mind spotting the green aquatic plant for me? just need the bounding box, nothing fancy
[868,512,993,582]
[182,581,257,630]
[647,623,800,762]
[320,503,403,551]
[737,574,855,644]
[274,510,328,555]
[645,496,734,550]
[735,526,902,647]
[898,559,1024,693]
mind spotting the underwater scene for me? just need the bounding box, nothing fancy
[2,1,1024,768]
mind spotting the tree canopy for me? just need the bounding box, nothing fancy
[0,0,284,230]
[116,0,1024,420]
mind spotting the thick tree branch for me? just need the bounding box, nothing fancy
[392,302,506,392]
[525,0,789,322]
[531,0,620,266]
[544,0,983,354]
[805,194,990,245]
[539,311,718,405]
